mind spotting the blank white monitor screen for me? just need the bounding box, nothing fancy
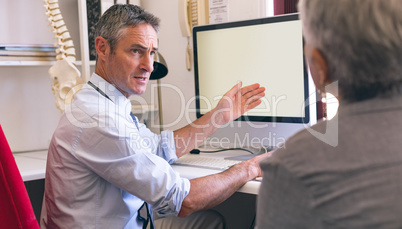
[193,13,309,123]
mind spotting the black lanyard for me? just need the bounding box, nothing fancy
[88,81,111,101]
[87,81,140,130]
[138,202,154,229]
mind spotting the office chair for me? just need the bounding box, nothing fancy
[0,125,40,229]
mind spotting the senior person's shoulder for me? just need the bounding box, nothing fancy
[259,118,335,174]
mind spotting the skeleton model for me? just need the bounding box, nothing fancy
[44,0,83,112]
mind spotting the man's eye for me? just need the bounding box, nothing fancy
[132,49,139,54]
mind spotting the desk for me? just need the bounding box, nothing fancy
[14,149,261,194]
[14,150,48,182]
[171,149,261,228]
[171,149,261,195]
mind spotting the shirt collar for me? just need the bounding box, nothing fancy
[88,73,132,117]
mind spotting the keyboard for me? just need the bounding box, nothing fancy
[173,154,241,170]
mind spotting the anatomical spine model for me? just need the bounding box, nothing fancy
[44,0,83,112]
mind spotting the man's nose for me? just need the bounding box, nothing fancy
[140,53,154,74]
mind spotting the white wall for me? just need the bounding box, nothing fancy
[0,0,86,152]
[0,0,59,152]
[0,67,61,152]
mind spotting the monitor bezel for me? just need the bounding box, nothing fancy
[193,13,310,124]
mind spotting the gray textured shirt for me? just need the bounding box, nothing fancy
[257,95,402,229]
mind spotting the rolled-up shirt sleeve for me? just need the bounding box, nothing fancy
[70,107,190,218]
[136,121,178,165]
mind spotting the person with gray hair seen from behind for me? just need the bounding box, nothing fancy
[40,4,269,229]
[256,0,402,228]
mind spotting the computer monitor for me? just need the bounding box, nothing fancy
[192,13,317,151]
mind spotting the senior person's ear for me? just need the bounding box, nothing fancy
[304,44,330,92]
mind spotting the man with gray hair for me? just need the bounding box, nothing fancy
[40,4,269,229]
[257,0,402,228]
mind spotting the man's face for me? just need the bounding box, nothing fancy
[104,23,158,97]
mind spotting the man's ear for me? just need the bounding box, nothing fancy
[95,36,109,60]
[311,48,330,91]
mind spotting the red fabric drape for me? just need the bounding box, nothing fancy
[0,125,39,229]
[274,0,299,15]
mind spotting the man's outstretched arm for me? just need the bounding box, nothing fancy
[173,82,266,157]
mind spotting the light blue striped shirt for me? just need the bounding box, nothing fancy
[41,73,190,229]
